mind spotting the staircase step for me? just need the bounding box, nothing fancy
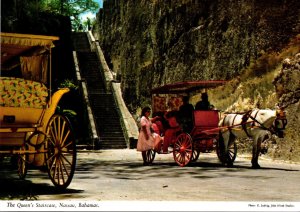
[72,32,127,149]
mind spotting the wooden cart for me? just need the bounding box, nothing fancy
[0,32,76,189]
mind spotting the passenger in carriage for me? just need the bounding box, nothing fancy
[162,110,181,153]
[137,106,163,165]
[152,112,165,136]
[195,92,213,110]
[178,96,194,133]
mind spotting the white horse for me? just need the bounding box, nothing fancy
[219,108,287,168]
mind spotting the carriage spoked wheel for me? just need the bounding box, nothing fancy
[173,133,193,167]
[143,149,156,165]
[191,142,200,162]
[17,144,28,179]
[216,137,237,166]
[17,131,45,179]
[45,114,76,189]
[227,138,237,163]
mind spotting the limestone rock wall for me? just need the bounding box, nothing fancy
[272,53,300,161]
[93,0,300,111]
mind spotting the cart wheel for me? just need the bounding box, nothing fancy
[143,149,156,165]
[216,137,222,161]
[17,145,28,180]
[45,114,76,189]
[217,137,237,166]
[173,133,193,167]
[191,143,200,162]
[216,140,223,162]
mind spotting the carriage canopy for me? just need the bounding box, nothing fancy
[1,32,59,84]
[151,80,227,94]
[151,80,227,112]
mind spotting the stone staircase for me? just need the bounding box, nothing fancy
[72,32,127,149]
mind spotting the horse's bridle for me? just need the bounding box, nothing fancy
[273,109,288,138]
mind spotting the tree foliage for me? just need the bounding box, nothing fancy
[43,0,99,17]
[43,0,99,30]
[1,0,99,31]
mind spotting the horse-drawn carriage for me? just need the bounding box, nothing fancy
[0,32,76,189]
[143,81,237,167]
[143,80,287,168]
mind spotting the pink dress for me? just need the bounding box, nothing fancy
[137,116,161,151]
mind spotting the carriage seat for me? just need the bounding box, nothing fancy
[0,77,48,109]
[192,110,220,137]
[0,77,48,146]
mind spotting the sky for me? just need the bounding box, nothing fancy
[80,0,103,21]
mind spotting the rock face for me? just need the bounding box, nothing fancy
[272,53,300,161]
[93,0,300,111]
[273,54,300,109]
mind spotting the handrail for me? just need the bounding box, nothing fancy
[111,83,139,147]
[87,31,114,91]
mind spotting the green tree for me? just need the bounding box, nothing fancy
[1,0,99,31]
[43,0,98,17]
[42,0,99,30]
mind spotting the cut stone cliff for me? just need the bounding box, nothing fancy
[93,0,300,112]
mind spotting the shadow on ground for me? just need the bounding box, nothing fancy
[0,157,83,200]
[74,152,298,181]
[0,178,83,200]
[1,152,298,200]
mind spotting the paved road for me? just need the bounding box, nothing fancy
[1,149,300,203]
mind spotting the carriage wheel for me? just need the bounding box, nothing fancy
[228,139,237,163]
[217,137,237,166]
[17,145,28,179]
[216,137,223,161]
[45,114,76,189]
[143,149,156,165]
[191,143,200,162]
[173,133,193,167]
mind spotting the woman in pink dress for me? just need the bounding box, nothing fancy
[137,106,162,165]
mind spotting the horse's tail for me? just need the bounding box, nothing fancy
[229,131,236,144]
[218,131,225,163]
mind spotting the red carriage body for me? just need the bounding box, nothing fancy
[142,80,237,167]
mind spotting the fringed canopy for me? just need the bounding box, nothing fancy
[1,32,59,47]
[1,32,59,68]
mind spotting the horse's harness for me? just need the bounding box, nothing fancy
[222,109,287,137]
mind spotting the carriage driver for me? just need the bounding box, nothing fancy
[195,92,214,110]
[178,96,194,133]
